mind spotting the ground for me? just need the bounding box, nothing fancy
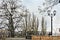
[6,38,31,40]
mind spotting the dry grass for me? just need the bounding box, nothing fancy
[32,36,60,40]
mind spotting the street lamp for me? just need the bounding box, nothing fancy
[47,10,56,35]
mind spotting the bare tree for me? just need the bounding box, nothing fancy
[20,12,39,35]
[41,16,46,35]
[0,0,26,37]
[27,13,39,32]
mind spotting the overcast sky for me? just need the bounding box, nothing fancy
[22,0,60,33]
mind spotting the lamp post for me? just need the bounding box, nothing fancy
[47,10,56,35]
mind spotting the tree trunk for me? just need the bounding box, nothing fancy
[10,30,14,37]
[9,14,15,37]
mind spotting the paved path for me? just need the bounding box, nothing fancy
[6,38,31,40]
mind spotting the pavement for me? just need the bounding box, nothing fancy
[6,38,31,40]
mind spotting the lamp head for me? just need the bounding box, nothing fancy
[47,10,51,16]
[53,10,56,16]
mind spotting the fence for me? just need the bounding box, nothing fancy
[0,29,9,40]
[32,35,60,40]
